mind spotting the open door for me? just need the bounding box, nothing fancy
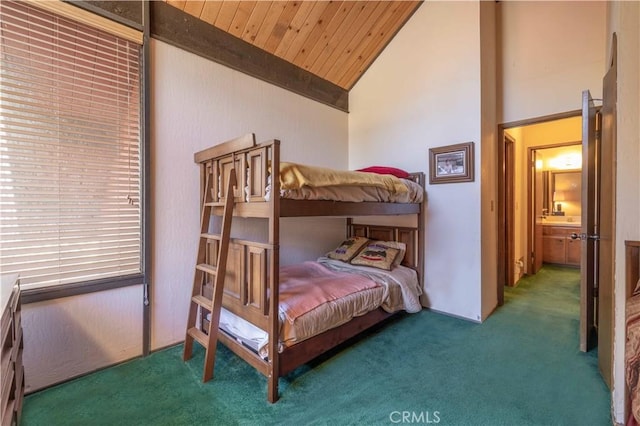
[577,37,616,391]
[596,33,617,390]
[579,90,599,354]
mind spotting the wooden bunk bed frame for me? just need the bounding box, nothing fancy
[194,134,425,402]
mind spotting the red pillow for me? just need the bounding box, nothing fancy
[357,166,410,179]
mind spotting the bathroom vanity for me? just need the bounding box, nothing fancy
[541,222,581,267]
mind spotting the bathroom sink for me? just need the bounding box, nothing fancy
[541,221,581,227]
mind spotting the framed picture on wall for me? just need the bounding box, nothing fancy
[429,142,475,184]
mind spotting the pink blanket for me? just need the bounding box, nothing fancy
[279,261,379,323]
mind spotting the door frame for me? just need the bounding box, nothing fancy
[497,133,516,306]
[497,110,581,304]
[505,134,515,288]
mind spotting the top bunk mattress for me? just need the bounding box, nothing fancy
[262,162,425,203]
[200,138,425,216]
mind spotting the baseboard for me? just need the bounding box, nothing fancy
[425,307,483,324]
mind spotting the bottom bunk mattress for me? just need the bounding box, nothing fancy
[212,257,423,358]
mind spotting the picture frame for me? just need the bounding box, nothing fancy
[429,142,475,184]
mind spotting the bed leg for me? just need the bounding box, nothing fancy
[268,374,279,403]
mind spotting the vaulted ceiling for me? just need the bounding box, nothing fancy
[163,1,422,90]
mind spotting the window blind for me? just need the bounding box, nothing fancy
[0,1,142,290]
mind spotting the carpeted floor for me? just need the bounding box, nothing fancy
[22,265,610,425]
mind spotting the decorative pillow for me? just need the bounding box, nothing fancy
[634,278,640,295]
[372,241,407,266]
[356,166,410,179]
[350,241,400,271]
[326,236,369,262]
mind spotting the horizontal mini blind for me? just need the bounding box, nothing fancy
[0,1,142,290]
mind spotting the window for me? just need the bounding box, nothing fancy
[0,1,143,291]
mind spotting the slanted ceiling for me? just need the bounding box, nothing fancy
[163,1,421,91]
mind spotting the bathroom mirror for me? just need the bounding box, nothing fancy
[546,170,581,216]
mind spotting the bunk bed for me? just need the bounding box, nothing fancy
[191,134,425,402]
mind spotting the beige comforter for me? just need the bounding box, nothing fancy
[278,178,424,203]
[279,162,408,194]
[259,162,424,203]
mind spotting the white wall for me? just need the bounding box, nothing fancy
[22,285,143,392]
[349,2,485,321]
[499,1,607,122]
[348,0,611,359]
[150,40,349,350]
[607,2,640,423]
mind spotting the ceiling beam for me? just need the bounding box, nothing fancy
[150,1,349,112]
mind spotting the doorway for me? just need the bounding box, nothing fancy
[497,102,613,387]
[528,144,583,271]
[497,113,583,299]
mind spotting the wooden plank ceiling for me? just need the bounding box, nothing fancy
[163,1,421,90]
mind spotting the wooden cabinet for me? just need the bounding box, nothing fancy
[542,226,581,267]
[566,238,582,265]
[542,234,566,264]
[1,274,23,426]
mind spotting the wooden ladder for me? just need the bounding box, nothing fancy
[183,165,236,382]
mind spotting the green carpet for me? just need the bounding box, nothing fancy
[22,265,610,425]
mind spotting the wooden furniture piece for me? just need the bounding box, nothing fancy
[542,225,581,266]
[1,274,23,426]
[189,134,425,403]
[183,167,236,382]
[626,240,640,423]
